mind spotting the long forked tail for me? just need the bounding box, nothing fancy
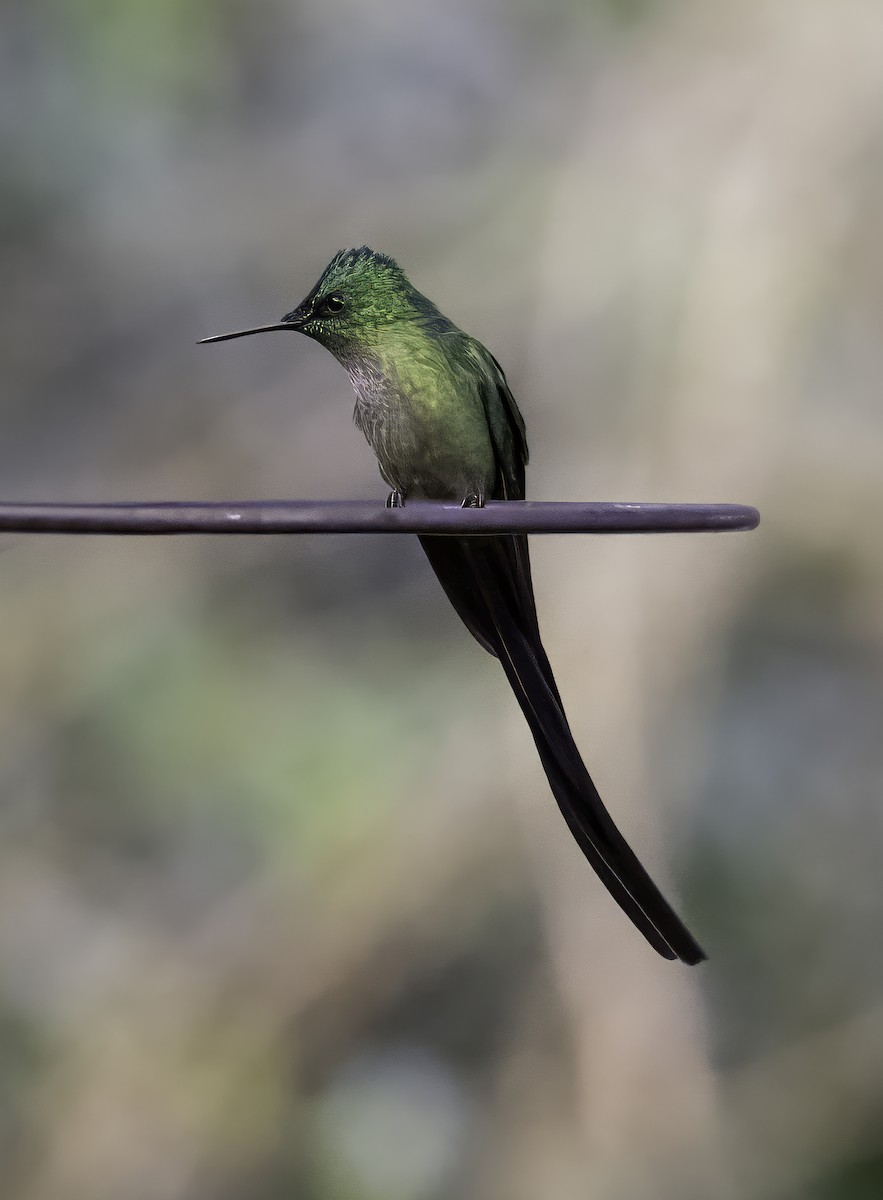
[418,534,706,965]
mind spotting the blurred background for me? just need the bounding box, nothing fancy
[0,1,881,1197]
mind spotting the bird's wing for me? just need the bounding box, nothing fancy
[463,338,527,501]
[468,338,540,634]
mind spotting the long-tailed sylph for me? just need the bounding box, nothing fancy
[200,247,705,964]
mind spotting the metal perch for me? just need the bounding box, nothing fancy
[0,499,759,536]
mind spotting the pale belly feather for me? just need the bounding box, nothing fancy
[350,361,495,501]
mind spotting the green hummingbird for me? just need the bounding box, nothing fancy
[200,247,705,964]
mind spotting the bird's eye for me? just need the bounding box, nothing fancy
[323,293,345,315]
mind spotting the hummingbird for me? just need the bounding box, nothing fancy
[200,247,705,964]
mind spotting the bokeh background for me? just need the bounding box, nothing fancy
[0,1,881,1197]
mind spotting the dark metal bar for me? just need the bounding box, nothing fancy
[0,500,759,536]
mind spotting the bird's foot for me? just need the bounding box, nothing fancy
[386,489,406,509]
[460,492,486,509]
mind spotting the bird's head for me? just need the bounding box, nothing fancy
[199,247,447,363]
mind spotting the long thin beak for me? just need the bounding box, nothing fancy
[198,322,299,345]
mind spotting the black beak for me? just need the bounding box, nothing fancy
[198,309,307,344]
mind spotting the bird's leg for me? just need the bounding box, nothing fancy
[460,492,486,509]
[386,489,406,509]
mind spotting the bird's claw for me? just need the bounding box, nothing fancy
[460,492,486,509]
[386,489,406,509]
